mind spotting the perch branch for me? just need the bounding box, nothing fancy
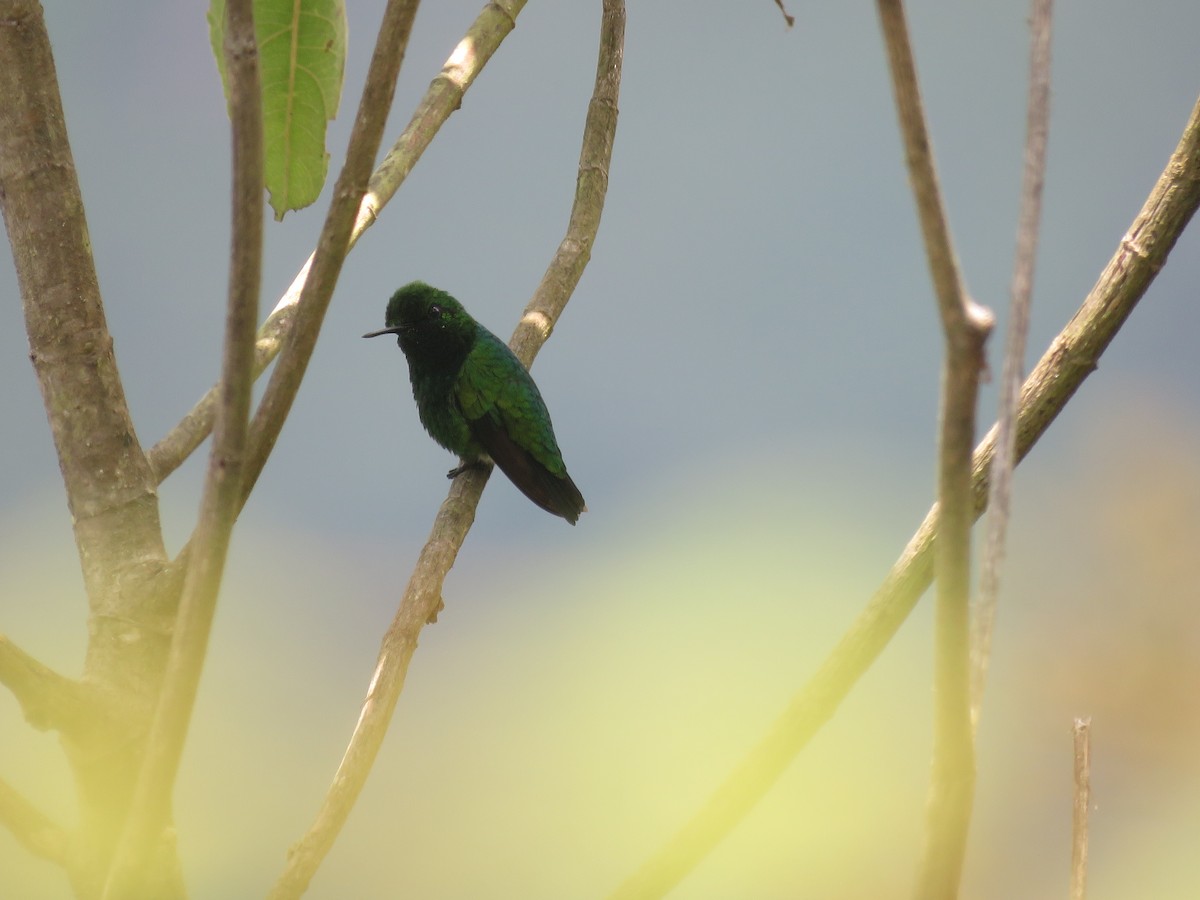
[876,1,992,894]
[102,0,264,895]
[0,776,68,866]
[147,0,530,484]
[607,92,1200,900]
[973,0,1054,723]
[266,3,624,897]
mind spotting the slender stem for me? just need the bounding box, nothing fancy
[922,331,985,900]
[146,0,530,485]
[266,4,624,897]
[973,0,1054,724]
[772,0,795,29]
[1070,717,1091,900]
[875,0,989,337]
[607,94,1200,900]
[100,0,264,895]
[0,776,68,867]
[875,1,991,894]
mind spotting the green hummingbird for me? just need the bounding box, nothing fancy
[363,281,586,525]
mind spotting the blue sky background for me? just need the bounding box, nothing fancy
[3,2,1200,897]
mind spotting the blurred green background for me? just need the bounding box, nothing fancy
[2,1,1199,897]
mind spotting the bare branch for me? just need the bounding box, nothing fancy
[101,0,264,895]
[0,0,168,606]
[1070,717,1091,900]
[0,776,68,867]
[510,4,622,364]
[266,470,481,900]
[234,0,421,511]
[875,0,991,340]
[147,0,530,484]
[973,0,1054,724]
[266,4,624,897]
[607,93,1200,900]
[875,1,991,893]
[359,0,525,239]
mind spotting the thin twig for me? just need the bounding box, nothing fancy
[876,1,991,894]
[146,0,530,485]
[1070,717,1091,900]
[607,94,1200,900]
[266,4,624,897]
[510,3,622,363]
[772,0,795,28]
[973,0,1054,727]
[100,0,264,895]
[0,776,68,866]
[875,0,990,338]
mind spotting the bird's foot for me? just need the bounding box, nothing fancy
[446,459,491,480]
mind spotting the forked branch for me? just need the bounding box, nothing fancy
[875,0,991,895]
[234,0,421,509]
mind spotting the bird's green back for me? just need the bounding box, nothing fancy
[455,327,569,478]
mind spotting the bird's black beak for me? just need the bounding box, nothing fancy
[362,326,404,339]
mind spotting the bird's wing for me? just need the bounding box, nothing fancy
[455,333,567,476]
[455,333,585,522]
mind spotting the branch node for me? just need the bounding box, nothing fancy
[0,634,98,736]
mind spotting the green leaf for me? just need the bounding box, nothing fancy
[208,0,347,221]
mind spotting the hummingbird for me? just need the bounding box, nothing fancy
[363,281,586,525]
